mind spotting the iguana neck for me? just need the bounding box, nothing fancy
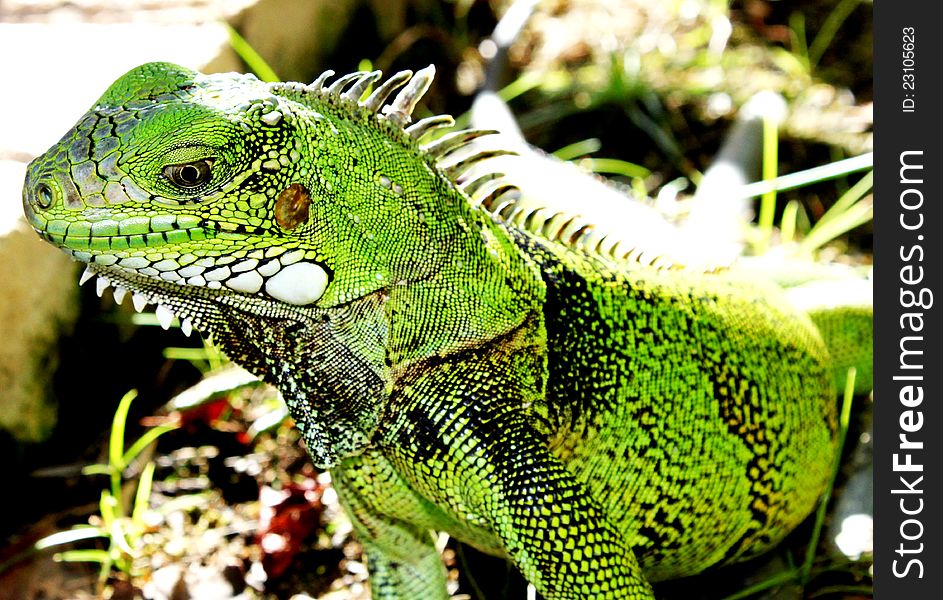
[274,93,546,365]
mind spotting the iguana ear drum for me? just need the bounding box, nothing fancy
[275,183,311,230]
[264,261,329,306]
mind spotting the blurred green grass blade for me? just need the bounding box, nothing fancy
[809,0,862,69]
[164,341,229,373]
[110,390,137,471]
[625,101,683,166]
[35,527,108,551]
[498,70,545,103]
[123,423,178,467]
[0,526,108,575]
[788,12,811,72]
[132,461,156,526]
[719,570,799,600]
[100,489,118,528]
[108,515,136,558]
[812,170,873,229]
[164,347,219,361]
[356,58,376,98]
[553,138,601,161]
[797,170,873,253]
[578,157,650,179]
[226,23,280,82]
[781,200,800,244]
[54,549,111,564]
[801,368,856,584]
[736,153,873,199]
[81,463,111,476]
[799,195,872,254]
[453,70,544,130]
[757,113,780,251]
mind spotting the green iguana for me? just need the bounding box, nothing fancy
[22,63,864,599]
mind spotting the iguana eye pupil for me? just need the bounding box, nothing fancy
[36,183,54,208]
[163,159,213,188]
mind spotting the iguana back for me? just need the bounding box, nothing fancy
[520,231,835,579]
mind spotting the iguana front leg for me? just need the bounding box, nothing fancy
[450,428,652,599]
[374,359,656,600]
[332,451,450,600]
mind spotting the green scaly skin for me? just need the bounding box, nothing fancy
[23,63,843,599]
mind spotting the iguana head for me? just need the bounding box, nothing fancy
[23,62,467,322]
[21,62,531,466]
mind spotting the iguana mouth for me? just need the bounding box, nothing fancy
[83,256,332,339]
[76,243,332,333]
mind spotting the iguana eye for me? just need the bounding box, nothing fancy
[162,159,214,189]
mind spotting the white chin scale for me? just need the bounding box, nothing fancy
[264,262,329,305]
[219,259,329,306]
[81,257,330,337]
[87,250,332,307]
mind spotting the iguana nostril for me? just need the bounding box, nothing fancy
[36,182,54,209]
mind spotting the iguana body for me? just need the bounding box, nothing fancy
[23,64,842,599]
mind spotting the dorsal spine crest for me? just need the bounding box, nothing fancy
[270,66,706,274]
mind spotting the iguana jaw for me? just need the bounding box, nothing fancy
[80,260,328,338]
[62,240,331,305]
[79,245,332,334]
